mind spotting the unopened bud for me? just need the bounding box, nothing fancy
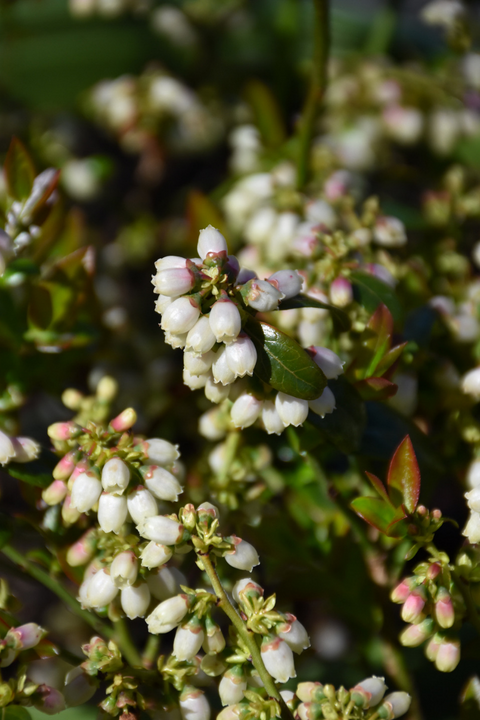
[435,587,455,628]
[140,541,173,569]
[70,472,102,513]
[6,623,46,650]
[66,528,97,566]
[62,388,84,410]
[110,408,137,432]
[277,614,310,653]
[351,676,387,708]
[153,267,195,297]
[127,486,158,525]
[47,422,81,441]
[11,437,40,463]
[140,465,183,502]
[174,616,205,661]
[435,638,460,672]
[401,591,425,623]
[137,515,185,545]
[390,579,412,604]
[400,617,435,647]
[329,277,353,307]
[232,578,263,605]
[146,594,190,634]
[53,450,77,480]
[261,636,296,683]
[42,479,68,506]
[111,551,138,588]
[224,537,260,572]
[382,692,411,718]
[197,225,228,260]
[219,665,247,706]
[143,438,180,466]
[203,617,225,655]
[96,376,118,402]
[296,682,325,703]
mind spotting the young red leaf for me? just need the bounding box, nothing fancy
[4,137,35,201]
[350,496,404,535]
[365,471,393,505]
[354,377,398,401]
[387,435,421,513]
[374,342,408,378]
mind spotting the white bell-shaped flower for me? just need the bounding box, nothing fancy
[97,492,128,534]
[225,336,257,378]
[101,457,130,494]
[140,541,173,569]
[197,225,228,260]
[161,297,200,334]
[121,583,151,619]
[137,515,184,545]
[209,299,242,344]
[275,392,309,427]
[260,636,296,683]
[143,438,180,466]
[86,569,118,608]
[110,551,138,588]
[146,595,190,634]
[185,316,216,354]
[71,473,102,513]
[225,538,260,571]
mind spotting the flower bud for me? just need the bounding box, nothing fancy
[373,216,407,247]
[174,616,205,661]
[296,702,321,720]
[34,686,66,715]
[309,347,345,379]
[261,636,296,683]
[64,666,97,707]
[244,279,283,312]
[127,486,158,525]
[179,686,211,720]
[275,392,309,427]
[53,451,77,480]
[225,537,260,571]
[140,541,173,569]
[101,457,130,494]
[232,578,263,605]
[435,587,455,628]
[351,676,387,708]
[199,408,227,440]
[146,594,190,634]
[212,347,236,385]
[71,472,102,513]
[401,591,425,624]
[153,267,195,297]
[205,376,231,403]
[400,617,435,647]
[261,400,285,435]
[66,528,97,567]
[197,225,228,260]
[141,465,183,502]
[121,582,151,619]
[96,375,118,401]
[154,255,188,271]
[141,438,180,467]
[147,566,186,601]
[277,615,310,653]
[390,579,412,603]
[86,568,118,608]
[329,277,353,307]
[435,638,460,672]
[6,623,46,650]
[425,634,442,662]
[12,436,40,463]
[219,666,247,706]
[110,407,137,432]
[47,422,81,442]
[203,618,225,655]
[161,296,201,334]
[225,336,257,378]
[268,270,302,299]
[463,511,480,543]
[382,692,412,718]
[62,494,81,525]
[98,492,128,534]
[461,367,480,398]
[186,316,217,354]
[42,479,68,506]
[296,682,325,703]
[137,515,184,545]
[231,393,263,429]
[111,551,138,588]
[309,387,336,418]
[61,388,84,410]
[209,299,242,345]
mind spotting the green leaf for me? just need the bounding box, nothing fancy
[374,343,407,378]
[365,471,392,505]
[387,435,421,513]
[244,79,286,148]
[3,707,32,720]
[351,304,392,380]
[4,137,35,201]
[350,496,407,537]
[279,294,350,332]
[6,452,56,489]
[28,284,53,330]
[307,376,366,454]
[354,377,398,401]
[350,271,402,323]
[245,317,327,400]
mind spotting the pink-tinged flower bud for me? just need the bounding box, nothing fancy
[61,389,83,410]
[244,279,283,312]
[64,666,97,707]
[146,594,190,634]
[231,394,263,429]
[205,376,230,404]
[261,636,296,683]
[183,369,209,390]
[212,347,236,386]
[184,350,215,376]
[186,316,217,355]
[42,479,68,506]
[225,537,260,571]
[219,666,247,706]
[34,686,66,715]
[0,434,15,466]
[6,623,46,650]
[127,486,158,525]
[62,494,81,525]
[401,591,425,624]
[400,617,435,647]
[261,400,285,435]
[232,578,263,605]
[309,387,336,418]
[66,529,97,567]
[275,392,309,428]
[98,492,128,534]
[351,676,387,708]
[137,515,184,545]
[71,472,102,513]
[390,579,412,604]
[161,296,201,334]
[225,336,257,378]
[86,568,118,608]
[140,465,183,502]
[209,299,242,345]
[462,511,480,543]
[179,686,211,720]
[296,682,325,703]
[427,563,442,580]
[142,438,180,466]
[324,169,351,200]
[11,436,40,463]
[111,551,138,588]
[373,216,407,247]
[296,702,321,720]
[435,639,460,672]
[425,634,442,662]
[197,225,228,260]
[154,255,188,272]
[47,422,81,442]
[147,566,186,601]
[277,614,310,653]
[435,587,455,629]
[308,347,345,380]
[153,267,195,297]
[466,487,480,513]
[101,457,130,494]
[53,450,77,480]
[382,692,412,718]
[329,277,353,307]
[140,541,173,569]
[121,582,151,619]
[110,408,137,432]
[461,368,480,399]
[268,270,302,300]
[174,616,205,661]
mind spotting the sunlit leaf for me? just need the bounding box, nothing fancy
[387,435,421,513]
[279,294,350,332]
[374,342,407,378]
[350,271,402,322]
[365,471,392,505]
[4,137,35,201]
[350,496,407,537]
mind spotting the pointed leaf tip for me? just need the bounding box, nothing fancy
[387,435,421,513]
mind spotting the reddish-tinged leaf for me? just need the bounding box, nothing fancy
[365,471,393,505]
[4,137,35,200]
[354,377,398,401]
[351,496,407,537]
[387,435,421,513]
[386,504,408,531]
[35,639,60,659]
[375,342,408,378]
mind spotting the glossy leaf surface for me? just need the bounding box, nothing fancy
[387,435,421,513]
[4,137,35,201]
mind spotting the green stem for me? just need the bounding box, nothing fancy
[199,553,294,720]
[217,431,241,488]
[113,617,143,668]
[142,634,160,669]
[296,0,330,189]
[363,0,400,56]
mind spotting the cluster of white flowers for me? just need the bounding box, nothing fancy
[0,429,40,466]
[153,226,342,436]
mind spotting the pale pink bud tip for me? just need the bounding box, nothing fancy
[435,589,455,629]
[268,269,302,299]
[329,277,353,307]
[47,422,81,441]
[110,408,137,432]
[390,580,411,604]
[401,592,425,623]
[53,451,77,480]
[435,640,460,672]
[42,479,68,506]
[6,623,46,650]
